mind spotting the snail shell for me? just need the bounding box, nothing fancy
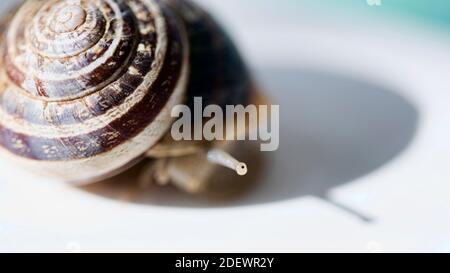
[0,0,252,183]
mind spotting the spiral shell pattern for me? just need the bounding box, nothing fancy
[0,0,189,181]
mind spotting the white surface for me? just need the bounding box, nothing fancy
[1,0,450,252]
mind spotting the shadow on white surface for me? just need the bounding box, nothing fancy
[82,67,419,222]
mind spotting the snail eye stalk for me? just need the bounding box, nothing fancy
[207,149,248,176]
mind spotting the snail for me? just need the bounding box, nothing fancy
[0,0,262,192]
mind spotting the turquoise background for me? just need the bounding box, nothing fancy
[287,0,450,31]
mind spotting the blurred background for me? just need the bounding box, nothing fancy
[1,0,450,252]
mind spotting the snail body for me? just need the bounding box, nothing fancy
[0,0,253,186]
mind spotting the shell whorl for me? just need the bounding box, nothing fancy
[0,0,188,165]
[7,0,156,100]
[51,5,87,33]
